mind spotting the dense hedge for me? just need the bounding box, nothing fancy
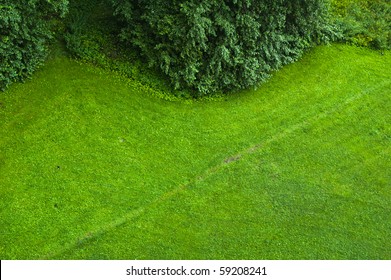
[111,0,336,96]
[0,0,68,90]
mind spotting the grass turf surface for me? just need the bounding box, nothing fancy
[0,44,390,259]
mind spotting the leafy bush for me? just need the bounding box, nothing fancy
[0,0,68,90]
[331,0,391,50]
[111,0,337,96]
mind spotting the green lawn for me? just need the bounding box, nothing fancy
[0,44,390,259]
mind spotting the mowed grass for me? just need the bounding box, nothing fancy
[0,44,390,259]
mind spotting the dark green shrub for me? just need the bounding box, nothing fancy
[0,0,68,90]
[111,0,337,96]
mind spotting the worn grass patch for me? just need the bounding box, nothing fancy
[0,44,390,259]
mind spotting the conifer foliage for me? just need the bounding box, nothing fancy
[111,0,335,95]
[0,0,68,90]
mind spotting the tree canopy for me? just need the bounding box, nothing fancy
[111,0,336,96]
[0,0,68,90]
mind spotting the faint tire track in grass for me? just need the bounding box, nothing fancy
[47,80,388,259]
